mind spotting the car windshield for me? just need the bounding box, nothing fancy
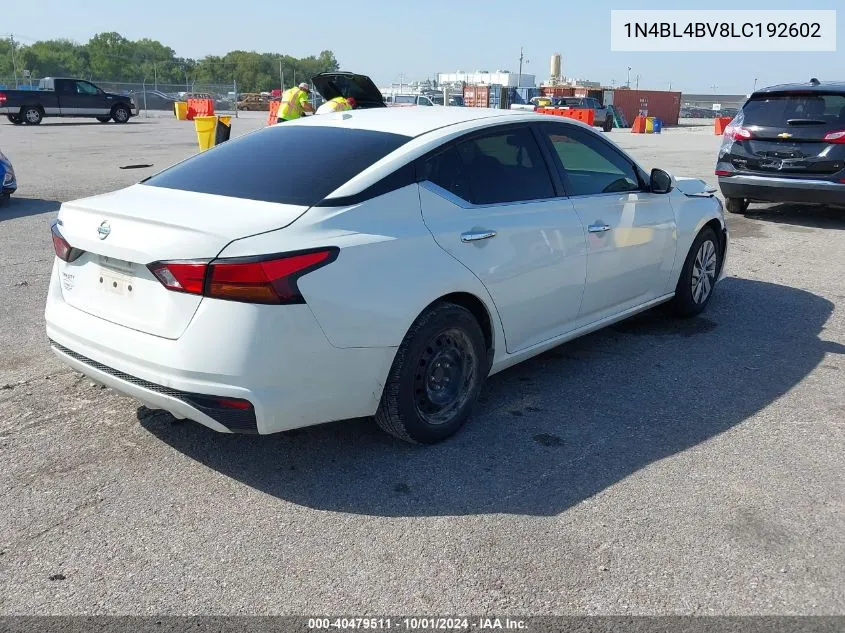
[142,125,412,206]
[741,92,845,128]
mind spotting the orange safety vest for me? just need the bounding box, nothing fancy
[278,87,306,120]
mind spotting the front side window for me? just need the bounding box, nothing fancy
[540,124,640,196]
[422,126,556,205]
[76,82,99,95]
[143,126,412,205]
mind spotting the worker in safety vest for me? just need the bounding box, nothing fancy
[276,82,314,123]
[316,96,357,115]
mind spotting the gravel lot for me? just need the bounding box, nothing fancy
[0,113,843,615]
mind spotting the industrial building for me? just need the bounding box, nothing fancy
[436,71,536,89]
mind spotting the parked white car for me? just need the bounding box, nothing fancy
[45,107,728,444]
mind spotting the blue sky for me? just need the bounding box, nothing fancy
[5,0,842,93]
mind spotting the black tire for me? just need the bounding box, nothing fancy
[0,193,9,206]
[603,116,614,132]
[667,227,722,317]
[96,116,111,123]
[111,105,131,123]
[21,107,42,125]
[375,302,488,444]
[725,197,748,214]
[7,115,22,125]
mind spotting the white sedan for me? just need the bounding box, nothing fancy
[45,107,728,444]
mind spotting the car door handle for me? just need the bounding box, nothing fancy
[461,230,497,243]
[588,224,612,233]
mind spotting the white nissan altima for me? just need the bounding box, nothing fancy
[45,105,728,444]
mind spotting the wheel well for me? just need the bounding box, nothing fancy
[112,102,131,112]
[434,292,494,356]
[21,104,44,112]
[704,218,727,276]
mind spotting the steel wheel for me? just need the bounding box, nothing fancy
[112,106,130,123]
[691,239,718,304]
[413,328,478,426]
[23,107,42,125]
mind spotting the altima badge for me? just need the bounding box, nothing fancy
[97,221,111,240]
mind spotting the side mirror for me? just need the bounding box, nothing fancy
[650,168,675,194]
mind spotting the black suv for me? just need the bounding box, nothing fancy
[715,79,845,213]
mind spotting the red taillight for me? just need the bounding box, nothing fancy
[148,248,338,305]
[148,262,207,295]
[715,170,733,177]
[50,222,84,263]
[0,92,6,105]
[724,126,752,141]
[822,129,845,144]
[214,397,252,410]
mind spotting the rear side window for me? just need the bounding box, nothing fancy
[142,126,412,206]
[742,92,845,128]
[422,126,555,205]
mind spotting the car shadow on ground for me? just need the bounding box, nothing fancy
[139,278,843,517]
[0,198,60,222]
[743,203,845,231]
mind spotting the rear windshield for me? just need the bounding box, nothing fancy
[142,125,412,206]
[741,92,845,128]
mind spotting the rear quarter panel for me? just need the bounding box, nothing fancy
[216,184,506,354]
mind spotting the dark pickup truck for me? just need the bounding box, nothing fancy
[0,77,138,125]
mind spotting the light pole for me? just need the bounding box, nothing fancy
[516,47,529,88]
[627,66,631,88]
[636,74,640,90]
[753,77,758,92]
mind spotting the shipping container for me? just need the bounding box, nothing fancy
[488,84,509,110]
[608,89,682,126]
[463,84,490,108]
[541,86,588,98]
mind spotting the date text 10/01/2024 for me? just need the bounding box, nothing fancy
[623,22,822,39]
[307,618,528,630]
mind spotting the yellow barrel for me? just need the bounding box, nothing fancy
[194,116,219,152]
[645,116,655,133]
[174,101,188,120]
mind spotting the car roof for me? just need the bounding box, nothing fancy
[287,106,543,138]
[754,80,845,95]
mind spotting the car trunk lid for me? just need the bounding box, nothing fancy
[54,184,309,339]
[311,72,385,109]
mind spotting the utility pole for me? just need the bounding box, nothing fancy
[517,46,524,89]
[153,61,158,91]
[279,59,284,91]
[10,34,19,87]
[753,77,758,92]
[627,66,631,88]
[636,74,640,90]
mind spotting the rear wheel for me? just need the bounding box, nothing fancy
[112,105,131,123]
[21,107,42,125]
[725,197,749,214]
[668,227,722,317]
[7,115,22,125]
[97,116,111,123]
[603,116,613,132]
[375,302,488,444]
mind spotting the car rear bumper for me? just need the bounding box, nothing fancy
[718,174,845,206]
[44,262,397,435]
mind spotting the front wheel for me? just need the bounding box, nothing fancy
[725,197,749,214]
[7,115,22,125]
[603,116,613,132]
[375,302,488,444]
[667,227,722,317]
[112,105,131,123]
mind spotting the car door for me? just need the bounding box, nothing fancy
[536,122,676,323]
[418,124,588,353]
[63,80,111,116]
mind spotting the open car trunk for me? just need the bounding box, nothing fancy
[311,72,386,109]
